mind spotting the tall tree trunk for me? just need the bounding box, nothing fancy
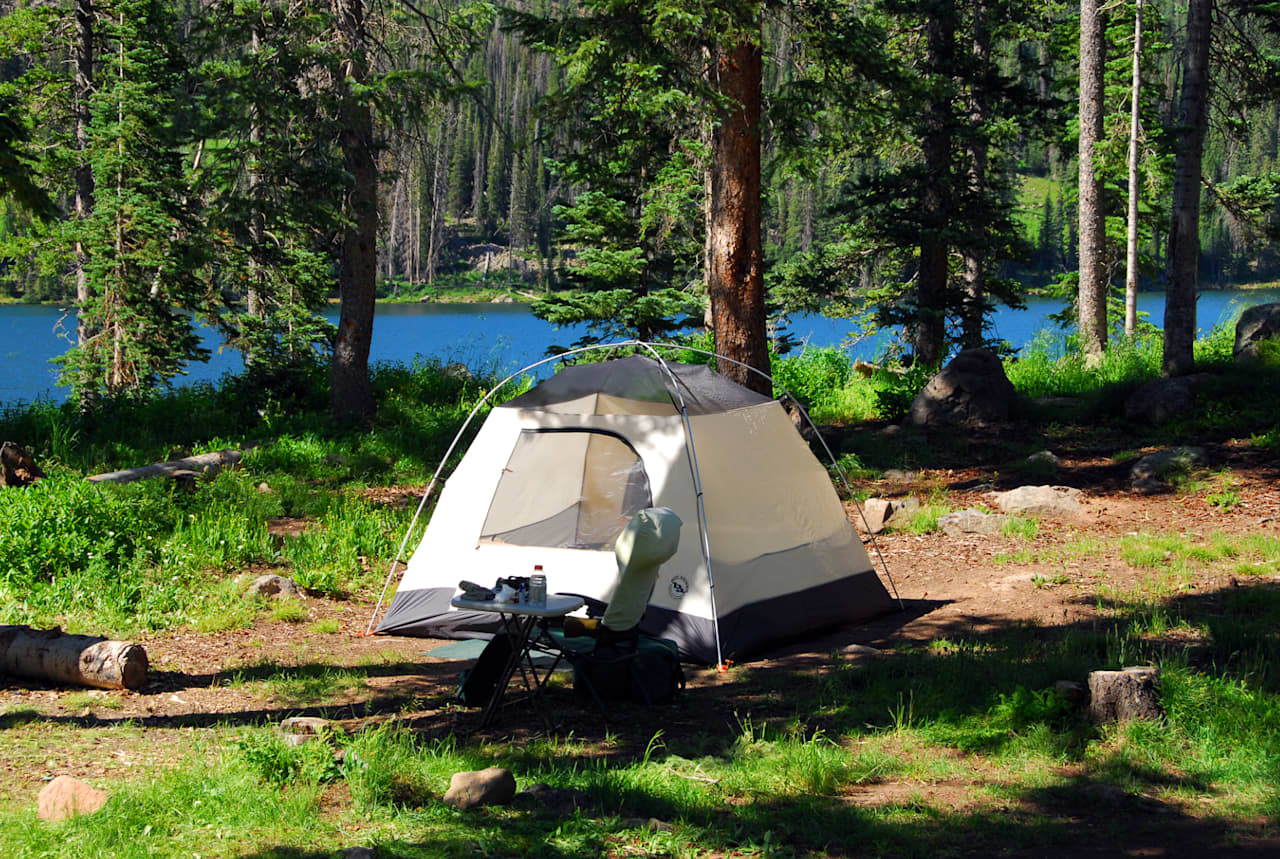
[916,5,955,368]
[1078,0,1108,359]
[706,32,769,395]
[1164,0,1211,376]
[960,1,991,350]
[1124,0,1144,338]
[329,0,378,423]
[73,0,96,398]
[245,16,265,367]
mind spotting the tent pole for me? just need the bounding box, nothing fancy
[635,343,724,669]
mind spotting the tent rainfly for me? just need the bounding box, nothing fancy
[373,349,896,664]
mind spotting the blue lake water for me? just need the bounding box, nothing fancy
[3,290,1278,407]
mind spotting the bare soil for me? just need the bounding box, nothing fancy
[4,444,1280,855]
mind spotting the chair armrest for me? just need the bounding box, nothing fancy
[557,592,608,618]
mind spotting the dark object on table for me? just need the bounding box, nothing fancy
[458,581,495,601]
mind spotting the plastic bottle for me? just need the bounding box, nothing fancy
[530,564,547,605]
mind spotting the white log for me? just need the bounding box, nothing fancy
[0,625,148,690]
[86,448,245,485]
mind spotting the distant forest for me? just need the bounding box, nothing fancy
[3,0,1280,404]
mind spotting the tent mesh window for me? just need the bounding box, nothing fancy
[479,429,653,549]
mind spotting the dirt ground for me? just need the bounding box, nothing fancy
[4,444,1280,855]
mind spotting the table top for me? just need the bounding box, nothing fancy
[450,593,585,618]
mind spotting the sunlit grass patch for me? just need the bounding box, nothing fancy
[269,600,310,624]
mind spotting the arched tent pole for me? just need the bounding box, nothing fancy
[631,342,724,670]
[642,342,904,610]
[365,339,648,635]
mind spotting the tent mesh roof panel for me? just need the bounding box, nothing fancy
[499,356,771,415]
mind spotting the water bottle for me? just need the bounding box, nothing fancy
[530,565,547,606]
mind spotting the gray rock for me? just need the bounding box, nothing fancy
[1123,375,1215,424]
[990,485,1084,517]
[515,782,592,815]
[858,498,893,534]
[906,348,1025,427]
[884,496,922,530]
[882,468,916,482]
[842,644,884,659]
[1024,450,1060,473]
[621,817,675,832]
[246,574,302,600]
[1131,477,1169,495]
[1129,446,1206,481]
[877,424,902,438]
[444,363,474,381]
[279,716,339,746]
[937,509,1010,537]
[1234,302,1280,359]
[37,776,109,821]
[443,767,517,810]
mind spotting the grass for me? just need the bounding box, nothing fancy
[4,330,1280,856]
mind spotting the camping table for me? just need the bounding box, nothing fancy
[449,593,585,730]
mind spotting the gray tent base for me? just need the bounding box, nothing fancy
[376,569,894,665]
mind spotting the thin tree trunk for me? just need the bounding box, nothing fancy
[961,2,991,349]
[1164,0,1211,376]
[706,33,769,394]
[330,0,378,423]
[1078,0,1108,358]
[1124,0,1144,338]
[916,6,955,368]
[73,0,96,399]
[245,16,266,367]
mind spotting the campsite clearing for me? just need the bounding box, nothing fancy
[2,450,1279,857]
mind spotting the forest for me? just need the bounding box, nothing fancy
[3,0,1280,411]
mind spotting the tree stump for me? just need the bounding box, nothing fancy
[0,625,148,690]
[1087,666,1161,723]
[0,441,44,487]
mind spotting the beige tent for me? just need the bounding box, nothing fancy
[373,349,896,664]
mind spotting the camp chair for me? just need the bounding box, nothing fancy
[539,507,684,718]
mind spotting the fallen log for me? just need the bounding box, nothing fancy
[0,625,148,690]
[86,448,246,485]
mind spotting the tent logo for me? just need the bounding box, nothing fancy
[668,575,689,600]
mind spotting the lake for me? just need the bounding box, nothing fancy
[3,290,1278,407]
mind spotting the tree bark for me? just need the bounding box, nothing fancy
[916,6,955,368]
[1124,0,1144,338]
[0,626,148,690]
[1164,0,1211,377]
[73,0,96,401]
[960,2,991,350]
[707,33,769,395]
[85,448,246,485]
[330,0,378,423]
[1078,0,1108,359]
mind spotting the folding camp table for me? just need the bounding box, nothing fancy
[449,593,584,729]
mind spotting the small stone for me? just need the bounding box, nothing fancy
[37,776,109,821]
[937,509,1010,537]
[443,767,517,810]
[1131,476,1168,495]
[878,424,902,438]
[245,574,303,600]
[1129,446,1206,482]
[1024,450,1060,472]
[279,716,338,746]
[842,644,883,659]
[257,482,271,493]
[858,498,893,534]
[882,468,916,483]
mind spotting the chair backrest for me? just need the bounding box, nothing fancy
[601,507,681,632]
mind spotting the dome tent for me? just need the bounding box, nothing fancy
[371,346,896,664]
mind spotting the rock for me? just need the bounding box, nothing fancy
[246,574,303,600]
[1123,375,1214,425]
[1052,680,1086,707]
[842,644,883,659]
[37,775,109,821]
[1129,446,1206,482]
[937,509,1010,537]
[1234,302,1280,359]
[877,424,902,438]
[858,498,893,534]
[883,496,922,530]
[1131,477,1168,495]
[1033,396,1083,412]
[257,482,272,493]
[0,441,45,487]
[515,782,592,815]
[906,348,1025,427]
[621,817,675,832]
[443,767,517,810]
[1024,450,1060,474]
[279,716,339,746]
[990,485,1083,517]
[882,468,916,482]
[444,363,474,381]
[1088,666,1162,723]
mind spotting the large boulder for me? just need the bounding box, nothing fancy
[1234,302,1280,359]
[37,776,109,821]
[906,349,1024,428]
[443,767,517,810]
